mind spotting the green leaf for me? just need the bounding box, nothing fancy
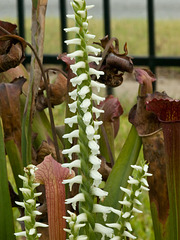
[0,120,15,240]
[5,140,23,200]
[101,125,142,223]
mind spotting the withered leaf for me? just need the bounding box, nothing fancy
[0,20,17,54]
[37,72,67,111]
[0,76,26,151]
[0,34,27,72]
[93,36,133,87]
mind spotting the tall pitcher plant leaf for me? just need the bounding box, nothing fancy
[0,120,15,240]
[129,69,170,239]
[146,96,180,240]
[35,155,74,240]
[0,78,25,198]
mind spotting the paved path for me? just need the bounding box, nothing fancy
[1,0,180,19]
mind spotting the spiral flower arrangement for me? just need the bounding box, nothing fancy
[61,0,114,239]
[107,163,152,240]
[14,164,48,239]
[61,1,152,240]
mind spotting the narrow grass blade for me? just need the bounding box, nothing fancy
[0,120,15,239]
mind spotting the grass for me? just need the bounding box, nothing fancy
[3,17,180,57]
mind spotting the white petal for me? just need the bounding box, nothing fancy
[74,223,86,231]
[80,99,91,113]
[63,228,71,233]
[120,187,131,197]
[37,233,42,237]
[106,223,121,230]
[135,190,141,197]
[62,144,80,160]
[131,165,143,171]
[125,221,132,231]
[67,50,84,60]
[19,188,31,194]
[110,207,121,216]
[26,199,35,204]
[94,120,103,130]
[122,212,131,219]
[88,140,100,155]
[89,68,104,79]
[69,89,77,100]
[122,230,136,239]
[141,177,149,187]
[64,27,80,33]
[92,107,104,118]
[77,235,88,240]
[86,45,101,56]
[91,80,105,92]
[92,93,105,105]
[94,223,113,238]
[34,192,42,197]
[65,193,85,210]
[66,14,75,19]
[63,175,82,191]
[87,15,93,20]
[33,210,42,216]
[68,101,77,113]
[89,155,101,167]
[70,61,86,74]
[78,86,90,99]
[88,56,102,64]
[14,231,26,237]
[15,201,25,208]
[32,182,40,189]
[65,38,81,45]
[141,185,150,191]
[64,115,77,128]
[70,73,88,86]
[18,175,28,182]
[143,164,149,173]
[29,228,36,235]
[91,187,108,201]
[62,160,81,172]
[86,5,95,10]
[133,199,142,206]
[76,213,87,223]
[93,204,111,221]
[90,169,102,187]
[133,207,143,214]
[110,237,120,240]
[83,112,92,125]
[63,129,79,144]
[144,172,153,177]
[119,199,131,207]
[85,33,95,39]
[17,216,31,222]
[77,10,85,18]
[34,222,48,228]
[128,176,139,185]
[86,125,95,140]
[83,22,88,28]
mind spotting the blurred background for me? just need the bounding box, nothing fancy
[1,0,180,100]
